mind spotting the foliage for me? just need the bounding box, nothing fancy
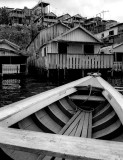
[0,7,9,25]
[0,26,32,49]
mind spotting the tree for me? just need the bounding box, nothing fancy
[0,7,9,25]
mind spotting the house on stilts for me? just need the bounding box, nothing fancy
[27,22,114,79]
[0,39,28,77]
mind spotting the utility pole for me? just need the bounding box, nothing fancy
[101,10,109,20]
[96,13,101,19]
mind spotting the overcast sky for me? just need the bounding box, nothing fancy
[0,0,123,22]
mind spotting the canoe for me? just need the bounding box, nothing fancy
[0,73,123,160]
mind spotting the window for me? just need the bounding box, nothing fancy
[58,42,67,54]
[109,30,114,36]
[101,33,104,38]
[84,45,94,54]
[116,53,122,61]
[44,47,46,57]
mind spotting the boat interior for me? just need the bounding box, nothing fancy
[3,83,123,160]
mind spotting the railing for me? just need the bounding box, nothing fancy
[2,64,20,75]
[46,54,114,69]
[113,62,123,71]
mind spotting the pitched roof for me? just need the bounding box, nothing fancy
[58,13,71,19]
[113,42,123,49]
[0,39,20,50]
[0,39,27,56]
[51,25,102,43]
[26,21,70,49]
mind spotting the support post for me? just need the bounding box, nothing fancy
[82,69,84,78]
[47,69,50,79]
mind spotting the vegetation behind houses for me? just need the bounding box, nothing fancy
[0,25,39,50]
[0,8,39,50]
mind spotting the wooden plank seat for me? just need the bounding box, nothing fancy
[70,95,105,102]
[75,86,103,92]
[41,110,92,160]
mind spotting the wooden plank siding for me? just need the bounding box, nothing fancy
[27,23,69,55]
[46,54,114,70]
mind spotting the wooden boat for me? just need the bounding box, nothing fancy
[0,73,123,160]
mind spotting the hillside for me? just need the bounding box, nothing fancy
[0,25,38,50]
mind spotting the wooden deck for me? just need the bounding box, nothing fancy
[46,54,114,69]
[113,62,123,71]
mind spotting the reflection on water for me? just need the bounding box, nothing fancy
[2,79,21,90]
[0,75,123,108]
[0,77,58,107]
[107,77,123,87]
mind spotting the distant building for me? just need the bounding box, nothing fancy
[95,23,123,44]
[84,17,106,34]
[9,8,25,25]
[35,12,57,28]
[31,1,49,17]
[62,14,86,27]
[113,42,123,62]
[105,20,118,30]
[1,1,49,26]
[57,13,71,22]
[0,39,27,75]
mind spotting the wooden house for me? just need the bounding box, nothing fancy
[27,22,70,56]
[9,8,25,25]
[57,13,71,22]
[0,39,27,76]
[95,23,123,44]
[99,43,123,72]
[113,43,123,71]
[35,12,57,28]
[31,1,49,16]
[27,23,114,77]
[40,25,101,55]
[62,14,86,28]
[38,25,114,70]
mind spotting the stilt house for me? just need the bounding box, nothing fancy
[0,39,27,76]
[27,22,114,73]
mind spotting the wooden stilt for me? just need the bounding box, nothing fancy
[64,68,66,82]
[47,69,50,79]
[82,69,84,78]
[111,70,114,77]
[58,68,60,82]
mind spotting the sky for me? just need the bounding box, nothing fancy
[0,0,123,22]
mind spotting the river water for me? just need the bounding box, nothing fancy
[0,75,123,108]
[0,75,123,159]
[0,76,59,107]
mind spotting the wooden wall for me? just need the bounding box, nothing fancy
[27,23,69,55]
